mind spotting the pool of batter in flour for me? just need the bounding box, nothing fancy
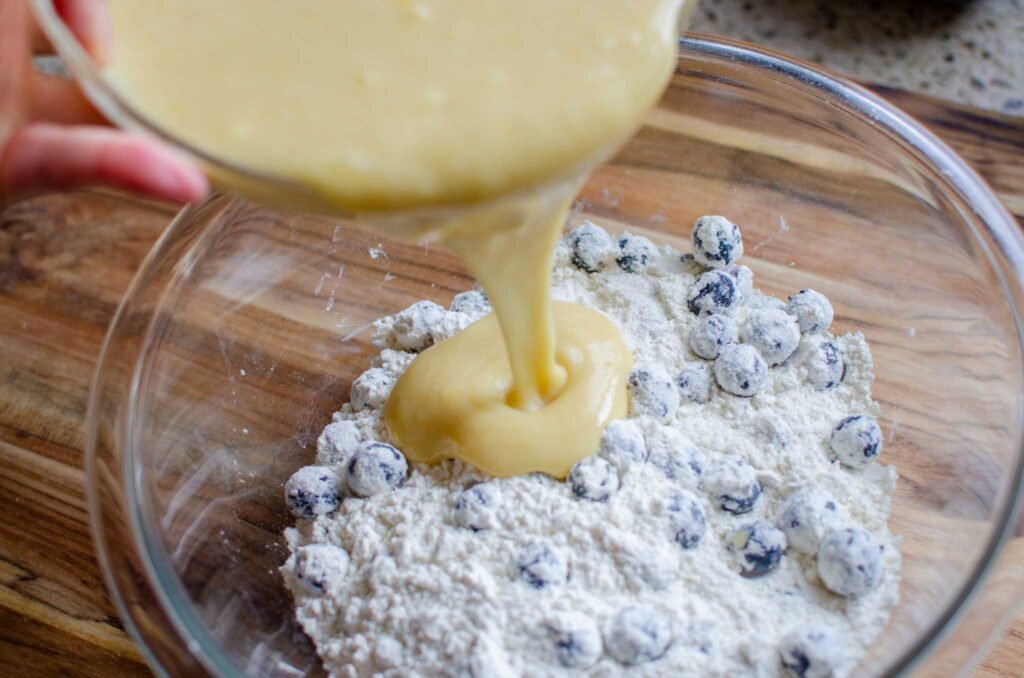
[282,217,901,677]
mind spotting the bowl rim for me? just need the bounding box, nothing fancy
[61,22,1024,677]
[690,38,1024,677]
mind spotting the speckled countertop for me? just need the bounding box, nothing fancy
[37,1,1022,116]
[690,0,1024,116]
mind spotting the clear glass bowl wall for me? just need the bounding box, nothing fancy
[83,38,1024,676]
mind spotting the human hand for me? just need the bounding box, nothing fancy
[0,0,208,207]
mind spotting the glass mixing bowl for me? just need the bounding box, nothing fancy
[39,16,1024,676]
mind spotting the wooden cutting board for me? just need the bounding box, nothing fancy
[0,84,1021,676]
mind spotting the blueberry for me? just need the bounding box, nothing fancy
[689,313,738,360]
[293,542,349,594]
[704,457,762,514]
[728,264,754,304]
[346,441,409,497]
[316,420,363,467]
[431,309,473,343]
[598,419,649,468]
[804,339,845,390]
[628,364,680,422]
[604,606,673,665]
[817,528,884,598]
[749,294,787,312]
[786,289,834,334]
[714,343,768,397]
[516,542,568,589]
[285,466,342,519]
[569,221,617,273]
[464,635,515,678]
[350,367,394,411]
[753,414,794,449]
[619,546,677,591]
[646,426,703,487]
[569,456,620,502]
[665,490,707,549]
[775,486,844,554]
[546,612,603,669]
[778,624,846,678]
[453,482,502,531]
[692,215,743,269]
[687,270,739,317]
[741,308,801,365]
[391,300,447,352]
[720,484,761,514]
[450,289,491,320]
[830,415,882,468]
[616,233,658,273]
[677,362,713,404]
[728,521,787,576]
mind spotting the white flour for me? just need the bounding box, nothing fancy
[282,224,901,677]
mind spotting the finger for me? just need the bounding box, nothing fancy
[53,0,112,65]
[0,124,209,204]
[30,71,106,125]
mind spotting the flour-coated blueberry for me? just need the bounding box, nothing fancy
[804,339,845,390]
[350,367,394,411]
[453,482,502,531]
[779,624,846,678]
[391,300,447,351]
[687,270,739,317]
[677,362,713,404]
[728,264,754,304]
[692,215,743,269]
[728,521,787,576]
[714,343,768,397]
[619,546,677,591]
[569,221,617,273]
[598,419,649,468]
[786,289,834,334]
[450,289,491,320]
[690,313,738,360]
[285,466,342,519]
[749,294,787,312]
[628,364,680,422]
[569,456,620,502]
[830,415,882,468]
[346,441,409,497]
[775,486,845,554]
[741,308,801,365]
[546,612,603,669]
[666,490,707,549]
[753,413,794,449]
[817,528,884,598]
[704,457,762,514]
[516,542,568,589]
[316,420,363,466]
[604,606,673,666]
[293,542,349,594]
[616,233,658,273]
[464,635,516,678]
[646,426,704,488]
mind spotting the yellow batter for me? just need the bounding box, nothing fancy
[106,0,688,477]
[386,303,630,478]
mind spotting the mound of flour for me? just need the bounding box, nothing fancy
[282,227,901,677]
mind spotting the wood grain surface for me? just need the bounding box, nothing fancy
[0,85,1021,677]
